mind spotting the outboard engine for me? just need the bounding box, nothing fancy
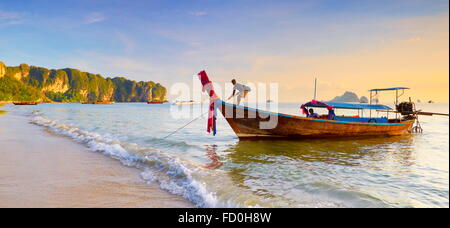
[397,101,417,121]
[396,102,414,115]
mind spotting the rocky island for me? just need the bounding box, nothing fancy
[0,61,166,103]
[359,96,369,103]
[329,91,360,103]
[329,91,371,103]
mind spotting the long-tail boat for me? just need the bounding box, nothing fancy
[216,100,415,139]
[196,71,446,139]
[13,101,38,105]
[81,101,115,104]
[171,100,201,105]
[147,101,164,104]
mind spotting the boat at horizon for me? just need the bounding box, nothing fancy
[81,101,115,105]
[171,100,202,105]
[147,101,165,104]
[13,101,38,105]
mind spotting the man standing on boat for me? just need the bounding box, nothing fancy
[228,79,251,105]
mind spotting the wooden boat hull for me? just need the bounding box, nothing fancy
[218,101,414,139]
[82,101,115,104]
[13,102,38,105]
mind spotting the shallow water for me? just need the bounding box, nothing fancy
[4,102,449,207]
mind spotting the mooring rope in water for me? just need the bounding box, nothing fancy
[162,111,209,139]
[163,97,233,139]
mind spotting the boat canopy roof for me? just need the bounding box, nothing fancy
[369,87,410,92]
[304,101,392,110]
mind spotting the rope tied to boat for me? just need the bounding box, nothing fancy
[162,96,229,139]
[162,110,208,139]
[410,101,423,133]
[412,113,423,133]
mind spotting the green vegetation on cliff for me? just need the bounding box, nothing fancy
[0,61,167,102]
[0,75,45,101]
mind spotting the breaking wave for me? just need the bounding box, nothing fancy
[30,114,238,208]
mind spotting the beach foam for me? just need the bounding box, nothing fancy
[30,114,235,207]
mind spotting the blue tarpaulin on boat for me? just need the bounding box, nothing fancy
[334,116,389,123]
[305,102,392,110]
[369,87,410,91]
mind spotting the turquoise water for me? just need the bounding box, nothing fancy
[5,102,449,207]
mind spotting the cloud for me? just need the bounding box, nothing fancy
[0,10,25,26]
[64,51,162,80]
[0,10,21,20]
[406,37,422,42]
[115,31,136,54]
[190,11,207,16]
[84,12,106,24]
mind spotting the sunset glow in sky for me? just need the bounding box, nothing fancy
[1,0,448,102]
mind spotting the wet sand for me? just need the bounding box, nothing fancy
[0,113,193,208]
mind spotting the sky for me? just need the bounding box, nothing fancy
[0,0,448,102]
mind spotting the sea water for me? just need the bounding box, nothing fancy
[4,102,449,207]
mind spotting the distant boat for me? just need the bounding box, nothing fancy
[147,101,164,104]
[82,101,115,104]
[13,102,38,105]
[266,100,274,103]
[171,100,201,105]
[427,100,434,103]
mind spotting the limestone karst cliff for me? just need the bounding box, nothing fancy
[0,61,167,102]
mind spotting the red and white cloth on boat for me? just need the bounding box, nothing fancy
[301,99,334,115]
[197,70,219,135]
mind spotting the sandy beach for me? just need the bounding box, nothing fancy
[0,111,193,208]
